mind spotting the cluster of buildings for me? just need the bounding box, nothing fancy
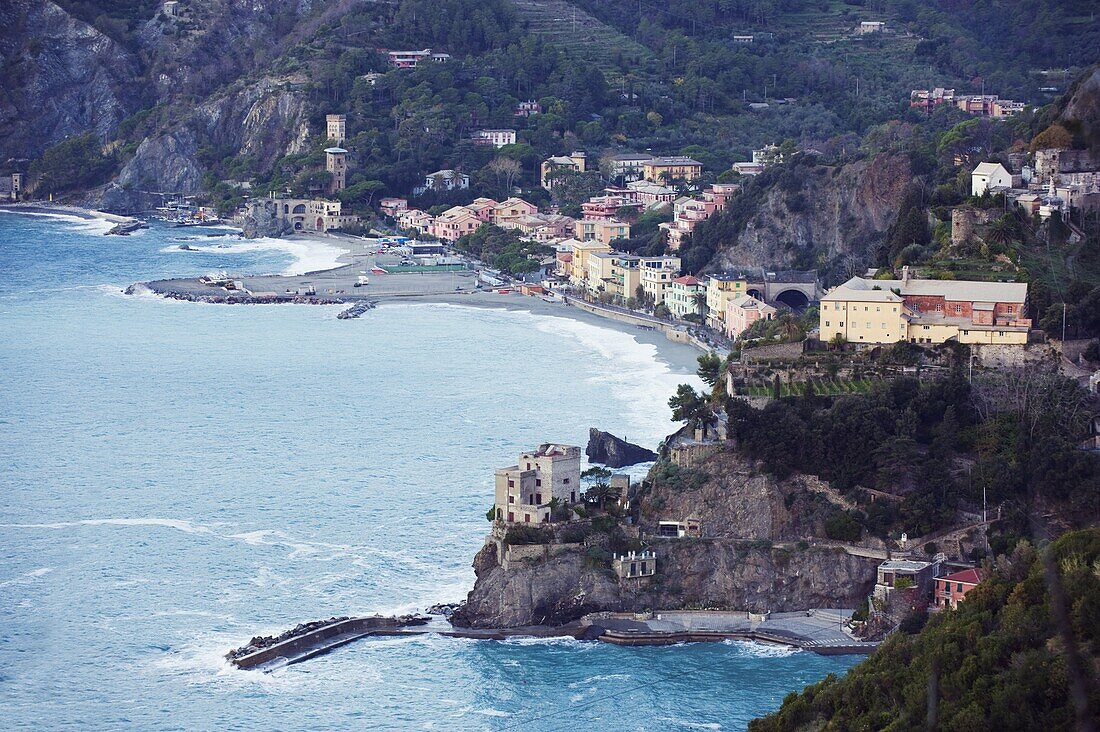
[659,182,740,249]
[910,88,1026,118]
[539,151,703,190]
[820,267,1031,346]
[874,556,983,612]
[388,195,572,243]
[564,243,814,338]
[970,149,1100,222]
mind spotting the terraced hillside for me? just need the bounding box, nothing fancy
[510,0,656,80]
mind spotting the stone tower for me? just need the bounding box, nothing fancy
[10,173,22,200]
[326,114,346,145]
[325,147,347,193]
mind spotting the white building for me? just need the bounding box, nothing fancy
[471,129,517,148]
[971,162,1012,197]
[414,169,470,196]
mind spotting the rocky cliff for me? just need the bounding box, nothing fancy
[455,449,883,628]
[711,153,912,280]
[102,77,311,211]
[454,537,878,628]
[0,0,143,159]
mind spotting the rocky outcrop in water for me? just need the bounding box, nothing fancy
[455,449,883,628]
[585,428,657,468]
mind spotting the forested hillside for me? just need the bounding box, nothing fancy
[750,528,1100,731]
[3,0,1098,290]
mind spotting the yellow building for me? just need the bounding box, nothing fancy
[541,152,587,189]
[586,251,618,294]
[569,239,613,285]
[705,275,748,330]
[820,272,1030,346]
[608,254,642,301]
[642,156,703,183]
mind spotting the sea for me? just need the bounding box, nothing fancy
[0,211,859,731]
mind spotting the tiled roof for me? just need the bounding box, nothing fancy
[940,568,982,585]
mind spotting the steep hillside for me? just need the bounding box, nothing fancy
[0,0,142,159]
[750,528,1100,731]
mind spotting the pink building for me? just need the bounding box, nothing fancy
[429,206,483,241]
[397,208,433,233]
[380,197,407,217]
[492,197,539,226]
[582,195,634,220]
[661,183,740,250]
[934,568,982,610]
[467,197,499,223]
[725,294,776,339]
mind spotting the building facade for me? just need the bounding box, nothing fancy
[270,198,359,233]
[725,294,777,339]
[820,269,1031,345]
[493,444,581,524]
[541,152,587,189]
[666,275,705,319]
[325,147,347,193]
[388,49,451,68]
[640,256,682,305]
[326,114,346,144]
[934,568,982,610]
[471,129,517,148]
[705,275,748,330]
[642,156,703,183]
[971,162,1011,196]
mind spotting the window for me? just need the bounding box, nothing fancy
[825,321,830,327]
[998,331,1005,337]
[523,514,531,523]
[507,512,514,522]
[535,478,542,487]
[508,479,514,488]
[839,321,845,327]
[957,582,964,592]
[563,478,570,484]
[535,493,542,504]
[954,304,962,314]
[508,496,514,504]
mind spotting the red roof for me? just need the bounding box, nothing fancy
[672,275,699,285]
[940,568,982,585]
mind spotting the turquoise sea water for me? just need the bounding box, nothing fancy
[0,212,859,730]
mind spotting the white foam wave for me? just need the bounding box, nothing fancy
[722,639,801,657]
[0,567,55,588]
[0,208,115,235]
[159,236,348,275]
[1,517,214,533]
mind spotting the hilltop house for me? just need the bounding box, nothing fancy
[972,162,1012,196]
[388,49,451,68]
[607,153,655,182]
[493,444,581,524]
[514,100,541,117]
[541,152,587,189]
[820,268,1031,345]
[934,568,982,610]
[471,129,517,148]
[414,169,470,196]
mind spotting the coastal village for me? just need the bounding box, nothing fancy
[3,0,1098,677]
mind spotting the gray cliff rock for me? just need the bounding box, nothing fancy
[712,153,912,278]
[102,78,309,211]
[456,540,878,628]
[0,0,142,159]
[586,428,658,468]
